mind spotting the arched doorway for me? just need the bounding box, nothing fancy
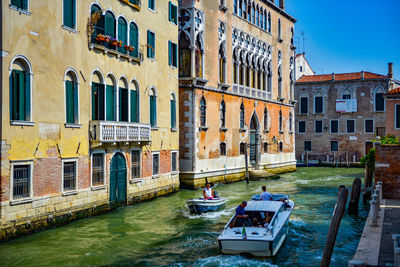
[110,153,127,207]
[250,113,259,166]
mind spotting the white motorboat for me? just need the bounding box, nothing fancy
[187,198,227,214]
[217,198,295,257]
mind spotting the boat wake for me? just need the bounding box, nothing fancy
[192,255,278,267]
[181,207,235,219]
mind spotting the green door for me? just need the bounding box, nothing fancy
[110,153,127,208]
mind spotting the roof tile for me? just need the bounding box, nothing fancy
[296,72,388,83]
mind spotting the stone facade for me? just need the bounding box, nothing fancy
[1,0,179,240]
[178,0,297,188]
[295,69,396,163]
[375,143,400,199]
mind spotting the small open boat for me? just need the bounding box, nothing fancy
[187,198,227,214]
[217,197,294,257]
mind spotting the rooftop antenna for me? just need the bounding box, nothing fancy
[317,67,324,74]
[301,31,306,54]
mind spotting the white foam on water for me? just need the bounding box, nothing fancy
[193,255,278,267]
[181,206,235,220]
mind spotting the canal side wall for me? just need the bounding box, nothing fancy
[374,143,400,199]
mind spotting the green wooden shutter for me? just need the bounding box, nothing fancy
[129,23,138,58]
[174,5,177,24]
[22,0,28,10]
[168,41,171,66]
[168,2,172,22]
[66,81,73,123]
[63,0,74,28]
[106,85,115,121]
[150,95,156,126]
[118,18,127,53]
[170,100,176,128]
[130,90,137,123]
[72,0,76,28]
[147,31,151,57]
[18,70,25,121]
[11,71,18,120]
[173,43,177,67]
[92,83,96,120]
[73,82,78,124]
[99,84,105,120]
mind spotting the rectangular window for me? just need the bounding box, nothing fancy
[304,141,311,152]
[396,104,400,129]
[300,97,308,114]
[171,152,177,172]
[331,141,339,152]
[152,153,159,175]
[11,0,28,10]
[298,121,306,133]
[147,30,155,59]
[168,41,177,67]
[132,150,141,178]
[330,120,339,133]
[365,119,374,133]
[170,98,176,129]
[240,143,246,155]
[168,2,177,24]
[65,80,78,124]
[150,95,156,127]
[92,154,104,186]
[314,96,323,113]
[347,119,355,133]
[63,161,76,191]
[13,164,31,199]
[375,93,384,111]
[315,120,323,133]
[63,0,76,29]
[148,0,155,10]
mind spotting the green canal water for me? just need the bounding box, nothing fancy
[0,167,368,267]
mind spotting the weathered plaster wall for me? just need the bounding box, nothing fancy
[385,98,400,136]
[375,143,400,199]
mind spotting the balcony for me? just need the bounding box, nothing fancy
[90,121,151,143]
[232,84,272,101]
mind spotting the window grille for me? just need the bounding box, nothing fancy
[92,154,104,186]
[132,151,141,178]
[220,143,226,156]
[153,154,159,175]
[64,162,76,191]
[13,165,30,199]
[171,152,177,172]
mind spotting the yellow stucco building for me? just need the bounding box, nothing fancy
[1,0,179,240]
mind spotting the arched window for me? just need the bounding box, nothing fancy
[170,93,177,129]
[129,22,139,58]
[118,17,127,54]
[263,142,268,153]
[278,67,282,98]
[252,57,256,88]
[90,4,104,43]
[239,51,244,85]
[150,88,157,127]
[342,89,352,99]
[118,77,128,122]
[278,19,282,40]
[92,70,105,120]
[259,8,263,28]
[279,110,283,132]
[267,12,271,33]
[220,100,226,128]
[314,91,323,114]
[220,142,226,156]
[299,91,308,114]
[195,35,203,78]
[200,96,206,127]
[289,112,293,132]
[240,142,246,155]
[240,103,245,129]
[130,80,139,123]
[219,43,226,83]
[239,0,243,17]
[279,141,283,152]
[375,88,385,112]
[246,54,251,87]
[234,0,238,14]
[251,3,255,23]
[255,5,259,26]
[264,107,268,131]
[104,11,116,49]
[247,1,251,22]
[106,75,116,121]
[267,61,272,94]
[179,32,191,77]
[233,51,238,84]
[264,10,267,30]
[10,56,32,122]
[65,69,79,124]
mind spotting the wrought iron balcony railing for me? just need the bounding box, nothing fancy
[90,121,151,143]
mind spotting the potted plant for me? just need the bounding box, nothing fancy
[110,38,119,46]
[129,46,135,52]
[124,45,131,50]
[96,34,106,42]
[117,40,123,47]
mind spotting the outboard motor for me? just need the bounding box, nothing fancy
[214,190,219,198]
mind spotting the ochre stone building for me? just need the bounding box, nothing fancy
[1,0,179,239]
[178,0,297,188]
[294,64,400,163]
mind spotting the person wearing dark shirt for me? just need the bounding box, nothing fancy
[233,201,251,227]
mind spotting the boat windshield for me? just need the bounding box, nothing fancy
[230,211,275,228]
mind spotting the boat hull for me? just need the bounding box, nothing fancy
[187,198,226,214]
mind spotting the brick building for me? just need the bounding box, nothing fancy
[178,0,297,188]
[1,0,179,239]
[385,87,400,136]
[294,63,400,163]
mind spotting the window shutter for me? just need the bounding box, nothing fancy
[73,82,78,124]
[130,90,137,123]
[99,84,105,120]
[168,2,172,22]
[129,23,138,57]
[106,85,115,121]
[11,71,18,120]
[147,31,151,57]
[72,0,76,28]
[66,81,73,123]
[18,70,26,121]
[168,41,171,66]
[22,0,28,10]
[119,88,123,121]
[173,5,177,24]
[170,99,176,128]
[91,83,96,120]
[173,43,177,67]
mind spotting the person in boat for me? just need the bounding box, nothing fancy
[260,186,273,201]
[233,201,251,227]
[203,183,214,200]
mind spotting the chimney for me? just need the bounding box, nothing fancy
[361,71,365,80]
[332,73,335,81]
[279,0,285,10]
[388,62,393,78]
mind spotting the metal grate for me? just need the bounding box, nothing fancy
[132,151,141,178]
[64,162,76,191]
[92,154,104,186]
[13,165,30,199]
[153,154,159,175]
[171,152,177,172]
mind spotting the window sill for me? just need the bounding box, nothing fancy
[199,126,209,131]
[148,8,156,13]
[152,175,160,179]
[62,190,78,196]
[170,128,178,132]
[90,43,141,64]
[171,171,178,175]
[62,25,78,34]
[151,127,159,131]
[91,185,107,191]
[130,178,144,184]
[65,123,82,128]
[10,198,33,206]
[9,5,30,15]
[10,121,35,126]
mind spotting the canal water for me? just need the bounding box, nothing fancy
[0,167,368,267]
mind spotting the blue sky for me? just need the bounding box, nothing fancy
[285,0,400,80]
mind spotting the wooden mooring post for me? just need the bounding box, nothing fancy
[363,164,373,205]
[244,143,249,184]
[321,187,348,267]
[348,178,361,215]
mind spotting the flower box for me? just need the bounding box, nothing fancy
[124,45,135,52]
[96,34,106,42]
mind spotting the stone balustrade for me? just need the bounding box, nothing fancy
[90,121,151,143]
